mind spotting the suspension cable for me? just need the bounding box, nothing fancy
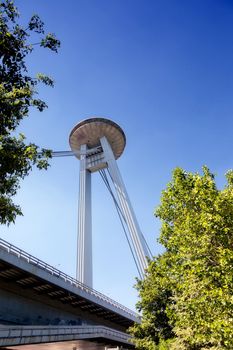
[141,233,153,260]
[106,168,153,260]
[99,169,143,279]
[99,170,141,275]
[100,169,143,279]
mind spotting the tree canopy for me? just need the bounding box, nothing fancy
[0,0,60,224]
[130,167,233,350]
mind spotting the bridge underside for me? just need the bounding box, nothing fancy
[0,240,138,349]
[1,340,115,350]
[0,325,133,349]
[1,341,106,350]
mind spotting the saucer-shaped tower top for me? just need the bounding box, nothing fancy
[69,117,126,159]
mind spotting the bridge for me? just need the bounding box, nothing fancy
[0,239,139,349]
[0,118,151,349]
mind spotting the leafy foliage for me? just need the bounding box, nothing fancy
[130,167,233,350]
[0,0,60,224]
[130,253,174,350]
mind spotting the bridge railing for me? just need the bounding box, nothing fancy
[0,238,139,319]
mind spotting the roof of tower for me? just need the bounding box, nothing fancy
[69,117,126,159]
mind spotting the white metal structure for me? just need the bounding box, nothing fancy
[69,118,150,288]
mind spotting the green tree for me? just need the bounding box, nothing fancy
[130,167,233,350]
[0,0,60,224]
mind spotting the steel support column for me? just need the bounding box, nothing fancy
[77,144,92,287]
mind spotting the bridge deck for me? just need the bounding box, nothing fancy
[0,239,139,330]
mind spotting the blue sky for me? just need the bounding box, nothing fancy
[1,0,233,310]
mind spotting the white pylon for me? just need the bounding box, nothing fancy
[69,118,150,287]
[77,144,92,287]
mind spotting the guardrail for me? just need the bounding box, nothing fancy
[0,238,139,319]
